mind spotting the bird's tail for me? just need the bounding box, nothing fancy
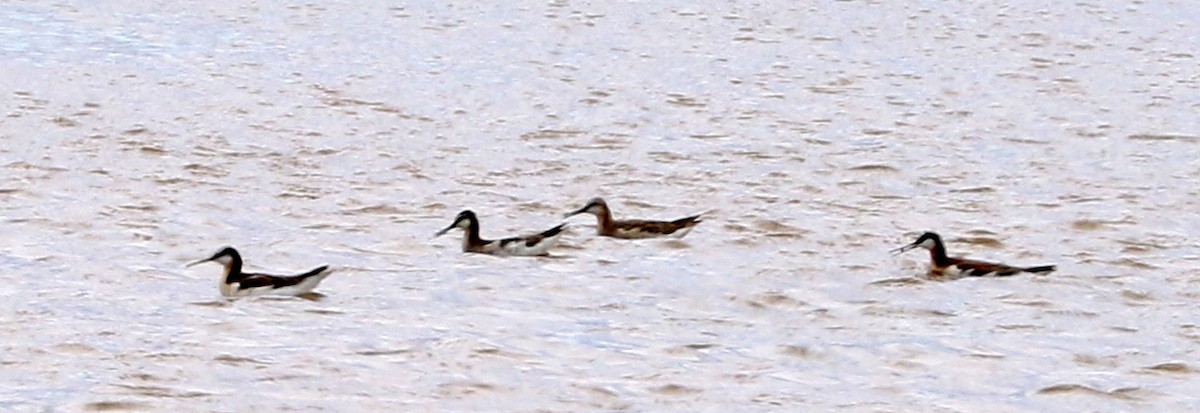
[1023,265,1056,274]
[541,223,567,238]
[298,265,332,278]
[296,266,334,292]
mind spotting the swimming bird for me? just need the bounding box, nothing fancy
[186,247,334,297]
[435,210,565,256]
[564,197,702,239]
[892,232,1056,278]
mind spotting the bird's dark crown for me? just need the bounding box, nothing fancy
[454,210,477,223]
[209,246,238,260]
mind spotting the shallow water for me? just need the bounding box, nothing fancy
[2,1,1199,411]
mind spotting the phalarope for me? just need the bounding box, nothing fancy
[892,232,1056,278]
[435,210,566,256]
[186,247,334,297]
[564,197,702,239]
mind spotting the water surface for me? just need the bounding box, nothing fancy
[2,1,1198,411]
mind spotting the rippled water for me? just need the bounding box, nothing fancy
[2,1,1199,411]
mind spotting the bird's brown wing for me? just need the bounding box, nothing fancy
[954,259,1024,277]
[236,266,329,290]
[613,216,701,237]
